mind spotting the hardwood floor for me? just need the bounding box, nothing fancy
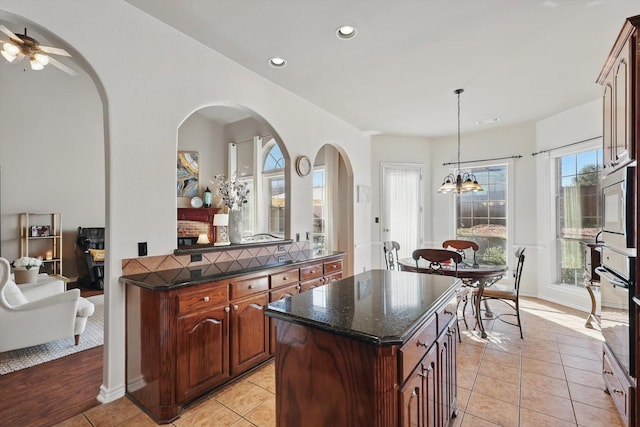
[0,346,103,427]
[0,283,104,427]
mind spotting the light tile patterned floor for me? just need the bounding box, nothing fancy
[55,297,624,427]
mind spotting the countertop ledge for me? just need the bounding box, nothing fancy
[120,251,344,291]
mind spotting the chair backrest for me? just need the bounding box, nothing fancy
[383,241,401,270]
[442,239,479,265]
[412,248,463,275]
[513,247,526,295]
[0,257,10,307]
[77,227,105,250]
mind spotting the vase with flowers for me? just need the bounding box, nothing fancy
[12,256,43,284]
[212,174,250,244]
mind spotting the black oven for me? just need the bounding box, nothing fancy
[597,263,635,377]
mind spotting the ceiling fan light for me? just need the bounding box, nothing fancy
[30,58,44,70]
[33,52,49,66]
[3,41,19,55]
[1,50,17,62]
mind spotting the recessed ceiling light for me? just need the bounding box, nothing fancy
[475,117,502,126]
[336,25,357,40]
[269,57,287,68]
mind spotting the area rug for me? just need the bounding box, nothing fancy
[0,294,104,375]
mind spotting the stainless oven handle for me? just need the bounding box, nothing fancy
[595,266,630,289]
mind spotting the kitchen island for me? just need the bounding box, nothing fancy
[265,269,462,427]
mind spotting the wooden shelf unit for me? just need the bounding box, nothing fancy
[19,212,62,276]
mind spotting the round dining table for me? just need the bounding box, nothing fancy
[398,257,508,338]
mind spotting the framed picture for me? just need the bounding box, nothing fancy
[31,225,50,237]
[177,151,199,197]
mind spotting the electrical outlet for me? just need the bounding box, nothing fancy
[306,231,310,240]
[190,269,202,279]
[295,233,300,242]
[138,242,147,257]
[191,253,202,262]
[278,255,285,262]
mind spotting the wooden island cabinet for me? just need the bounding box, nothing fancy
[266,270,461,427]
[122,252,343,424]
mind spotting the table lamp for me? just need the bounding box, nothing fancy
[213,214,230,246]
[196,233,210,244]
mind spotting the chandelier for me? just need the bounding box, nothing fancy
[438,89,483,194]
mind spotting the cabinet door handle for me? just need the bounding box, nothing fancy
[296,285,301,290]
[603,370,613,375]
[248,285,253,289]
[283,277,288,281]
[310,270,315,274]
[233,304,239,310]
[613,389,625,395]
[203,296,210,302]
[444,309,453,315]
[224,306,230,312]
[416,340,428,348]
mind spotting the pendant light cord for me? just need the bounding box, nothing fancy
[457,89,461,174]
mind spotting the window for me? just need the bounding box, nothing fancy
[312,167,326,255]
[262,141,285,237]
[456,165,507,264]
[555,148,602,286]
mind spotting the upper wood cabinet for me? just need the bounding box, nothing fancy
[597,15,639,171]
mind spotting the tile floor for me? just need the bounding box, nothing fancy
[54,297,624,427]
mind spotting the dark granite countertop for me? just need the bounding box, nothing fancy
[265,269,460,346]
[120,251,344,291]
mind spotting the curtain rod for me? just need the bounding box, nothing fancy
[442,154,522,167]
[531,136,601,156]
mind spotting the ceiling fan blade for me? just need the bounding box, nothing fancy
[39,45,71,57]
[0,24,22,43]
[48,56,77,76]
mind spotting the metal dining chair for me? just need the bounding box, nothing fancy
[411,248,466,341]
[442,239,479,267]
[383,241,401,270]
[477,247,525,338]
[442,239,480,328]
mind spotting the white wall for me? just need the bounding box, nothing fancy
[0,0,370,403]
[535,99,602,311]
[177,112,225,208]
[0,58,105,279]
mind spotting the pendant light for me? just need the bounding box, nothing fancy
[438,89,484,194]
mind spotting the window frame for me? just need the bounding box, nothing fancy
[550,143,603,287]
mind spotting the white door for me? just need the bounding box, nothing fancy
[381,163,423,261]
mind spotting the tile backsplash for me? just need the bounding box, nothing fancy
[122,241,311,276]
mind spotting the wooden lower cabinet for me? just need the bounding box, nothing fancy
[398,318,457,427]
[230,292,270,375]
[124,253,345,424]
[176,304,230,402]
[399,345,438,427]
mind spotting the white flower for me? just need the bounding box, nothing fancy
[212,174,250,211]
[13,256,43,270]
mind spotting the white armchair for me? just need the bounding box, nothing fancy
[0,257,95,354]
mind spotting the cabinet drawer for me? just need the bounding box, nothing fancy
[398,316,437,382]
[270,283,300,301]
[230,276,269,300]
[325,272,342,284]
[324,259,342,275]
[271,268,299,289]
[603,346,630,422]
[300,263,323,281]
[437,296,457,335]
[300,277,324,293]
[178,284,228,315]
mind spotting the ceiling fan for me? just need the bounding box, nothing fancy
[0,25,76,75]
